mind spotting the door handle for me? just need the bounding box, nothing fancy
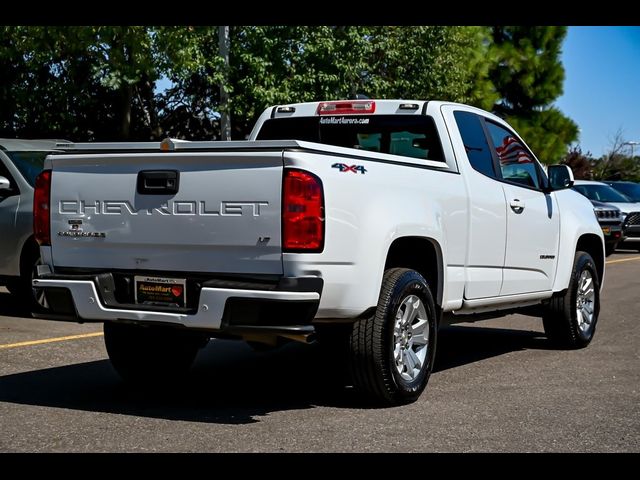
[510,199,525,214]
[137,170,180,195]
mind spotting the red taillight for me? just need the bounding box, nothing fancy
[34,170,52,246]
[317,100,376,115]
[282,169,324,252]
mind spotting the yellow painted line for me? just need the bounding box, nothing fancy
[606,256,640,265]
[0,331,103,350]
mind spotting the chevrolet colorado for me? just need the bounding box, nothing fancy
[32,100,604,405]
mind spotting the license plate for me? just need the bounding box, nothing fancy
[134,276,186,307]
[601,226,611,235]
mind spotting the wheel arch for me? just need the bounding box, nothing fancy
[576,233,605,286]
[384,236,444,308]
[19,235,40,278]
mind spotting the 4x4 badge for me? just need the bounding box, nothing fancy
[332,163,367,174]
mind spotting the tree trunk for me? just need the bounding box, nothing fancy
[218,26,231,141]
[121,84,132,139]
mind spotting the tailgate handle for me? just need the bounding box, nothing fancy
[137,170,180,195]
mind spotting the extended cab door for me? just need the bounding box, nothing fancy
[484,120,560,295]
[445,108,508,299]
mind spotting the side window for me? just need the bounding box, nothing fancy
[453,111,496,178]
[485,121,542,190]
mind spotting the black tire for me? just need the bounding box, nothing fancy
[104,322,207,384]
[246,340,277,352]
[5,280,20,297]
[543,251,600,349]
[10,246,48,313]
[604,243,616,257]
[348,268,438,405]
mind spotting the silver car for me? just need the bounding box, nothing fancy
[573,180,640,252]
[0,139,65,310]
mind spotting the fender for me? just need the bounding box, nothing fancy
[552,188,605,292]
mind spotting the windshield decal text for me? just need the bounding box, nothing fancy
[319,117,370,125]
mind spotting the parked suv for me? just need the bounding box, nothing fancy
[604,181,640,250]
[591,200,623,255]
[573,180,640,252]
[604,181,640,202]
[0,139,65,309]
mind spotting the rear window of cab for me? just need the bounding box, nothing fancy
[257,115,445,162]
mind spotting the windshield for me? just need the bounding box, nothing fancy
[573,184,632,203]
[256,115,445,162]
[608,182,640,202]
[5,151,50,187]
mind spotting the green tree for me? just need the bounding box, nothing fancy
[0,26,120,140]
[562,146,594,180]
[367,26,497,109]
[160,26,497,139]
[591,130,640,181]
[489,26,578,163]
[0,26,195,140]
[0,25,579,152]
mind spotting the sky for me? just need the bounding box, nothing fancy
[555,26,640,158]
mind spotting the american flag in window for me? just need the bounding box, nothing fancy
[495,136,533,164]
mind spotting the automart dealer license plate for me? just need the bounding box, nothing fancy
[134,276,186,307]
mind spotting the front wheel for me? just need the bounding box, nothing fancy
[543,251,600,349]
[604,243,616,257]
[348,268,438,405]
[104,322,207,384]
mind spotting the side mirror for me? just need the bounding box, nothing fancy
[547,165,574,191]
[0,176,11,191]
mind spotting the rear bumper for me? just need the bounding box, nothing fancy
[32,275,322,335]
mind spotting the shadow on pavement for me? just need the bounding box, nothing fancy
[0,291,33,319]
[434,324,549,372]
[0,323,552,424]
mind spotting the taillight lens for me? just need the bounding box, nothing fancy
[282,169,324,252]
[34,170,52,246]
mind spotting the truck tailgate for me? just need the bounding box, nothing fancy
[49,152,283,275]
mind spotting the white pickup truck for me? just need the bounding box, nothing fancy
[32,100,604,405]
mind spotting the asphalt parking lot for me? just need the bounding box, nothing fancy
[1,252,639,452]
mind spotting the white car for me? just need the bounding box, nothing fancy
[32,100,604,405]
[573,180,640,251]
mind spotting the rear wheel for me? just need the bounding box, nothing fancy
[543,251,600,349]
[5,280,19,296]
[348,268,437,405]
[9,246,48,313]
[104,322,207,384]
[29,255,48,312]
